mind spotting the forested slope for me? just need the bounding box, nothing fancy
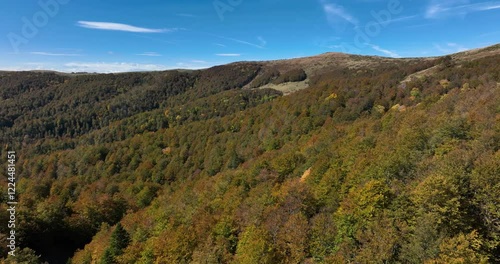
[0,45,499,263]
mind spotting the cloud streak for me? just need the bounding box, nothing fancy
[1,60,216,73]
[176,60,211,69]
[386,15,419,24]
[321,1,358,26]
[434,42,468,54]
[64,62,171,73]
[425,1,500,18]
[136,52,162,57]
[30,52,81,56]
[258,36,267,47]
[367,44,400,58]
[216,53,241,57]
[220,36,265,49]
[77,21,174,33]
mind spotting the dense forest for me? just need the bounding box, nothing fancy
[0,45,499,263]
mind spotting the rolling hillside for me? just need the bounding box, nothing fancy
[0,45,499,263]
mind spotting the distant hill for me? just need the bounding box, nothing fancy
[0,44,499,263]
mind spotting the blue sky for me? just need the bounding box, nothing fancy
[1,0,499,73]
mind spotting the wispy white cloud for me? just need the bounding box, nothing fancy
[325,44,344,49]
[425,1,500,18]
[176,60,211,69]
[64,62,171,73]
[321,0,358,26]
[1,60,214,73]
[366,44,400,58]
[77,21,174,33]
[30,51,82,56]
[0,62,55,71]
[425,0,467,18]
[191,60,208,64]
[478,3,500,10]
[207,33,266,49]
[220,36,265,49]
[258,36,267,47]
[136,52,162,57]
[386,15,419,24]
[434,42,468,53]
[216,53,241,57]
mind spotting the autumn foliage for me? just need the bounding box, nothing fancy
[0,47,499,263]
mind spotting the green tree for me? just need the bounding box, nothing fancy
[235,225,276,264]
[109,223,130,256]
[100,249,115,264]
[100,223,130,263]
[427,231,489,264]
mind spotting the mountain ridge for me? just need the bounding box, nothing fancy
[5,43,500,76]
